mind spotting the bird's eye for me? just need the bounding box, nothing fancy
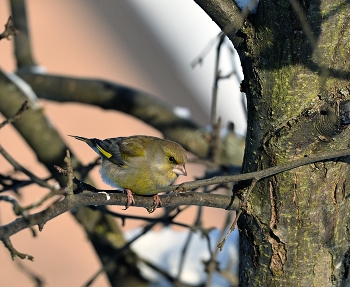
[169,156,176,163]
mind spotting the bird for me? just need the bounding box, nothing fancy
[69,135,187,212]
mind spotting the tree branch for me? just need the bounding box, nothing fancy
[1,145,349,258]
[16,72,209,158]
[0,144,52,189]
[10,0,37,68]
[0,69,146,284]
[169,148,350,193]
[194,0,245,48]
[0,192,240,241]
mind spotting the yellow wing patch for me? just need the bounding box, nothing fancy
[96,144,112,158]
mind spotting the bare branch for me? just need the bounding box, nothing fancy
[217,178,258,250]
[63,150,74,196]
[92,206,193,229]
[16,72,209,158]
[10,0,37,68]
[2,237,33,260]
[0,144,52,190]
[175,205,203,284]
[0,192,240,243]
[15,260,45,287]
[191,32,223,68]
[1,146,348,257]
[205,206,235,286]
[171,148,350,193]
[0,174,46,193]
[194,0,244,47]
[211,33,225,126]
[82,218,166,287]
[289,0,317,50]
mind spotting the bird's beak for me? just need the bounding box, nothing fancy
[173,164,187,176]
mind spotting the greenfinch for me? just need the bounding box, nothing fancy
[70,135,187,211]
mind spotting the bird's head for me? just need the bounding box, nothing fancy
[156,140,187,177]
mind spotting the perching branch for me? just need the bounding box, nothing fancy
[1,146,349,256]
[0,192,240,246]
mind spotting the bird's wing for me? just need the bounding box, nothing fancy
[94,138,125,166]
[118,137,146,158]
[96,137,145,166]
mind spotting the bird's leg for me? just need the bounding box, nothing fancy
[146,194,162,213]
[123,189,135,210]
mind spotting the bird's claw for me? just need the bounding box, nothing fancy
[123,189,135,210]
[146,194,162,214]
[122,190,161,213]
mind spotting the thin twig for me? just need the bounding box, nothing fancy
[191,32,223,68]
[64,150,74,196]
[175,205,203,284]
[15,260,45,287]
[82,222,157,287]
[172,148,350,193]
[289,0,328,90]
[0,100,28,129]
[0,144,51,189]
[289,0,317,50]
[207,117,222,164]
[92,206,193,230]
[0,195,22,215]
[205,209,234,286]
[2,237,33,260]
[0,140,63,214]
[137,256,176,283]
[211,33,225,126]
[217,178,258,250]
[0,16,19,40]
[83,204,197,286]
[0,174,54,193]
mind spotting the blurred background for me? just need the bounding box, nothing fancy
[0,1,245,286]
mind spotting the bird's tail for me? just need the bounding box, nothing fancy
[68,135,89,142]
[68,135,97,151]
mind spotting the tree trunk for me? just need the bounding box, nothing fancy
[197,0,350,285]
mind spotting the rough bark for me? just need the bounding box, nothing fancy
[197,0,350,285]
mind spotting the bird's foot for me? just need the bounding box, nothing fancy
[123,189,135,210]
[146,194,162,214]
